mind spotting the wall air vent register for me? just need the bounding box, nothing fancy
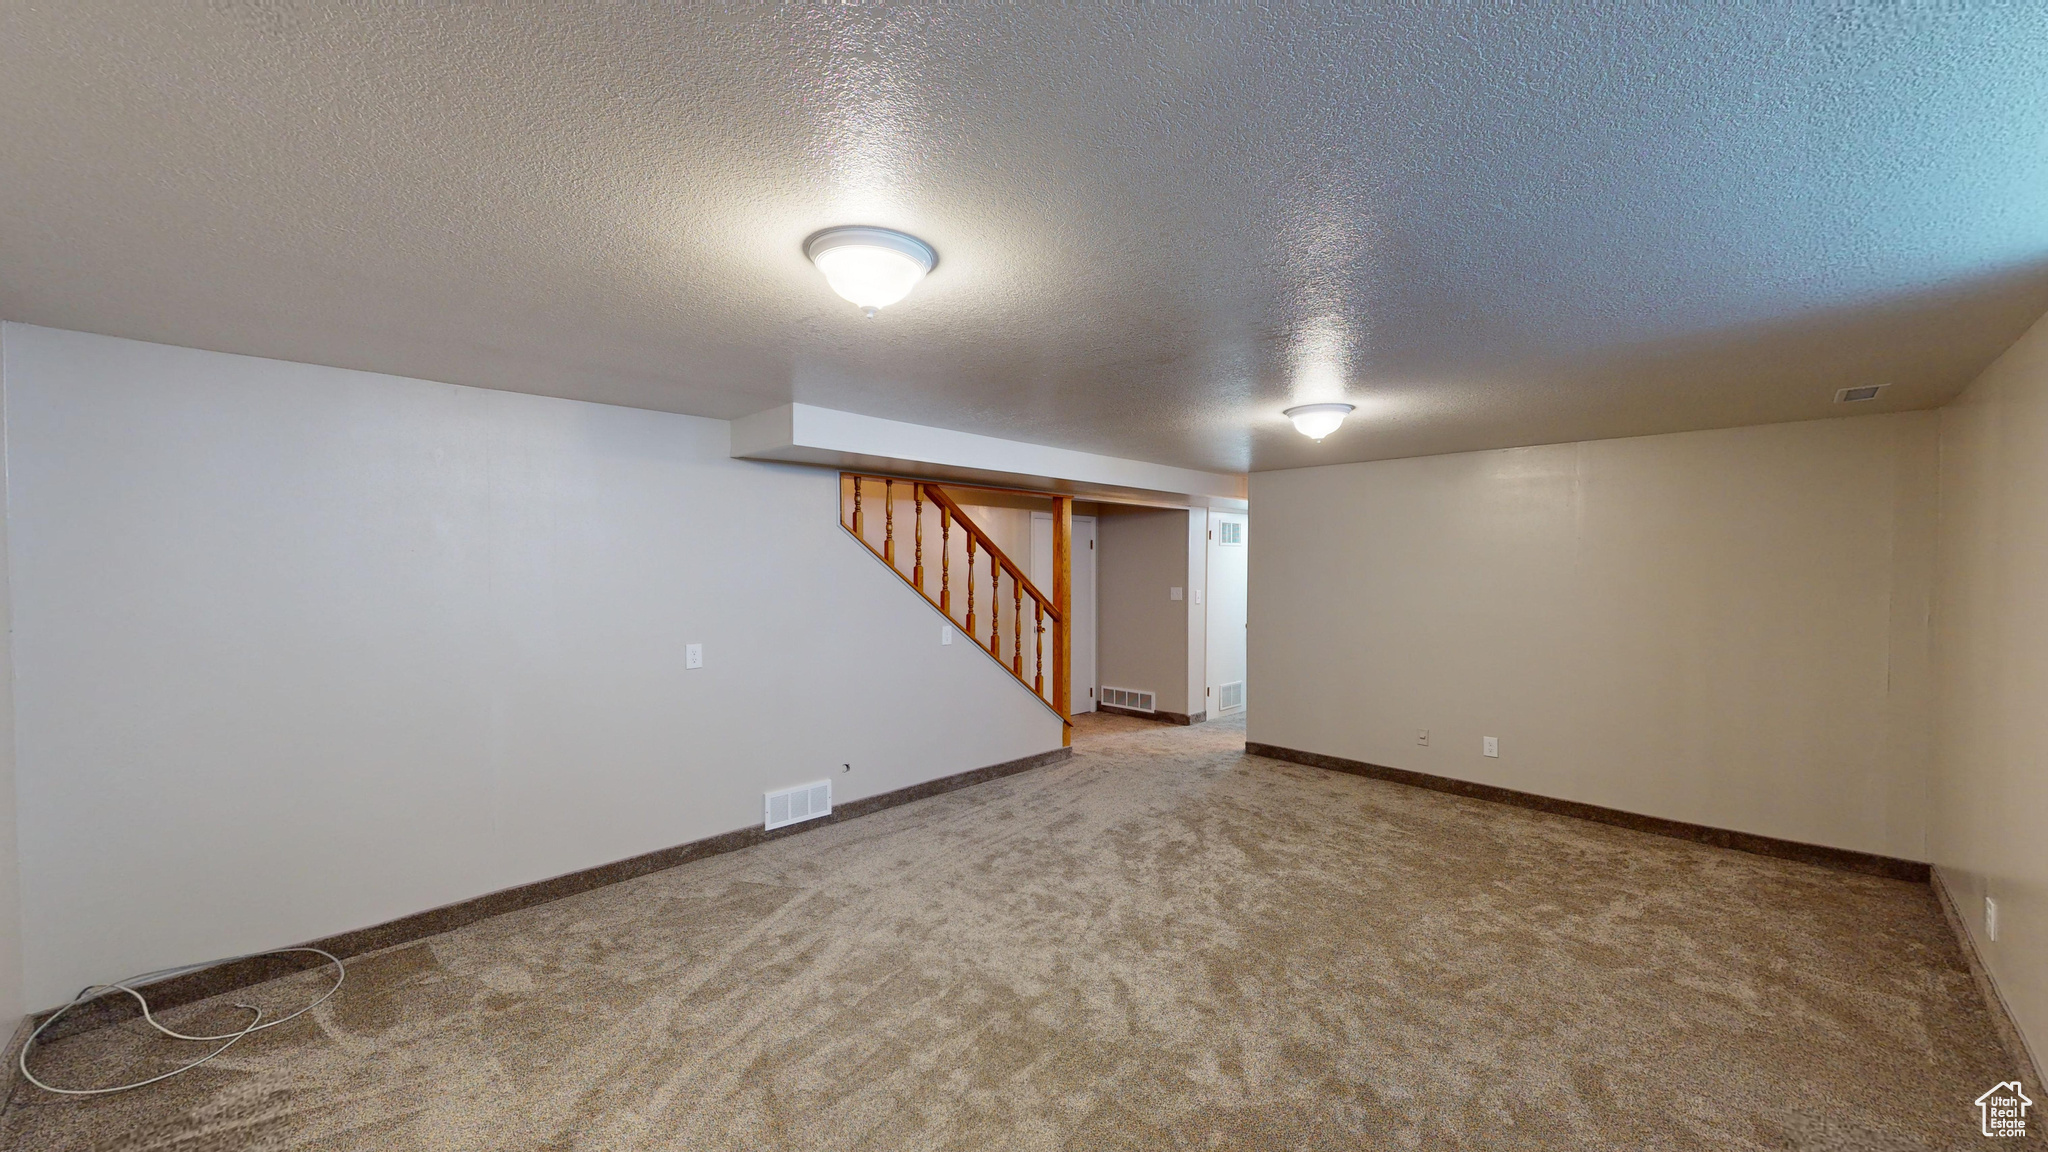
[1101,687,1155,712]
[765,781,833,830]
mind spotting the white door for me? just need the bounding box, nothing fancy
[1031,513,1097,713]
[1206,513,1247,715]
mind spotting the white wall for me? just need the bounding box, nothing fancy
[1249,412,1938,860]
[1931,308,2048,1073]
[1185,509,1209,720]
[1,324,1061,1010]
[731,403,1248,507]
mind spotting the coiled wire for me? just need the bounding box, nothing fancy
[18,947,344,1095]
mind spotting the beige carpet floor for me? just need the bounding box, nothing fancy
[2,713,2016,1150]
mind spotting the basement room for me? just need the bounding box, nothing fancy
[0,4,2041,1149]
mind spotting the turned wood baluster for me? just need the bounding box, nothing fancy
[851,475,863,538]
[989,554,1001,655]
[1013,579,1023,675]
[965,536,977,638]
[883,478,895,567]
[913,485,925,593]
[940,507,951,615]
[1034,601,1045,694]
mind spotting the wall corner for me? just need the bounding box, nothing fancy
[0,322,25,1024]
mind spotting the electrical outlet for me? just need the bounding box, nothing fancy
[1417,730,1429,746]
[1987,896,2000,942]
[941,624,953,645]
[685,643,703,669]
[1483,736,1499,758]
[1170,586,1184,601]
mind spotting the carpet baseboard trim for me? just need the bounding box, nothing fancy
[0,1013,36,1095]
[1244,741,1930,883]
[1932,866,2044,1093]
[1097,703,1203,726]
[27,744,1073,1039]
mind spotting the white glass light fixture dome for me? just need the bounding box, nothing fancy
[1283,402,1355,441]
[804,226,937,316]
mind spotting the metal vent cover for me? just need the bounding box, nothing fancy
[765,780,833,830]
[1217,681,1245,712]
[1218,521,1244,545]
[1101,686,1156,713]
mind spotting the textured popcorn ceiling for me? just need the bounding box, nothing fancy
[3,3,2047,472]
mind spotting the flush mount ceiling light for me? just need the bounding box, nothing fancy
[1283,403,1355,441]
[804,226,937,317]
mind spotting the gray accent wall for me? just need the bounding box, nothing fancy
[1096,508,1205,718]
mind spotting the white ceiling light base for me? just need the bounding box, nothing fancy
[1283,403,1356,441]
[804,226,937,316]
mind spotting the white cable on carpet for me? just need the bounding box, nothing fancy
[18,947,345,1096]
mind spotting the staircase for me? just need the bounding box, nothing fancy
[839,472,1073,743]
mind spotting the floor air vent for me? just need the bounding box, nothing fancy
[1101,687,1155,712]
[1217,681,1245,713]
[765,781,832,830]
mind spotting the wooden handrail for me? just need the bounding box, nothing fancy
[919,483,1062,623]
[840,472,1070,737]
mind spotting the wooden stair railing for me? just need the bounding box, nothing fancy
[840,472,1072,742]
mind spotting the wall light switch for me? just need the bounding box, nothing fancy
[1194,589,1203,604]
[1483,736,1499,757]
[942,624,953,645]
[1417,730,1429,746]
[685,643,704,669]
[1170,587,1184,601]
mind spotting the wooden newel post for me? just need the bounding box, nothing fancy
[1053,494,1072,745]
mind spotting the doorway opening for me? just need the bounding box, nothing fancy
[1087,504,1248,729]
